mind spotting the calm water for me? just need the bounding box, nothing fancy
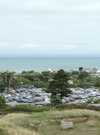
[0,57,99,72]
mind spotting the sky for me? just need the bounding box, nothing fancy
[0,0,100,57]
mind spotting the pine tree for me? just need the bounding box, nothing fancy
[48,69,72,105]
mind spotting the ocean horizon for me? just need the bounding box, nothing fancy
[0,57,99,72]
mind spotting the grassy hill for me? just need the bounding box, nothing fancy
[0,109,100,135]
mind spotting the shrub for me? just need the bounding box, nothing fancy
[0,96,6,106]
[11,104,50,112]
[51,95,62,105]
[95,78,100,87]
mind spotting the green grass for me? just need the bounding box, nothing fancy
[31,109,100,135]
[0,109,100,135]
[0,113,38,135]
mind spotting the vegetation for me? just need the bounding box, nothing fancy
[0,96,6,106]
[0,69,100,94]
[0,113,37,135]
[0,72,16,92]
[0,69,100,105]
[0,109,100,135]
[0,69,100,134]
[9,104,50,112]
[48,70,72,105]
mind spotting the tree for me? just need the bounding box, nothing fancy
[95,77,100,87]
[0,81,5,93]
[79,67,84,72]
[48,69,72,105]
[78,71,89,80]
[0,71,16,93]
[0,96,6,106]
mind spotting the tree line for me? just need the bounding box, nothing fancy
[0,69,100,104]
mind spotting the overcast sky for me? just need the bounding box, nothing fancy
[0,0,99,57]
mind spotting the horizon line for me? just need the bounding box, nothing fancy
[0,56,100,58]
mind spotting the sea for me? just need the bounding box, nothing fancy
[0,57,99,72]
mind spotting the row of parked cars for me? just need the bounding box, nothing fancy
[1,86,100,105]
[3,86,51,105]
[63,87,100,104]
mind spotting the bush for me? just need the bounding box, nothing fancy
[95,78,100,87]
[0,96,6,106]
[11,104,50,112]
[78,81,93,88]
[51,95,62,105]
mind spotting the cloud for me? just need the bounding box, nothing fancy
[19,43,78,52]
[72,2,100,12]
[20,44,39,49]
[0,0,100,15]
[23,0,100,14]
[0,0,99,57]
[54,45,77,51]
